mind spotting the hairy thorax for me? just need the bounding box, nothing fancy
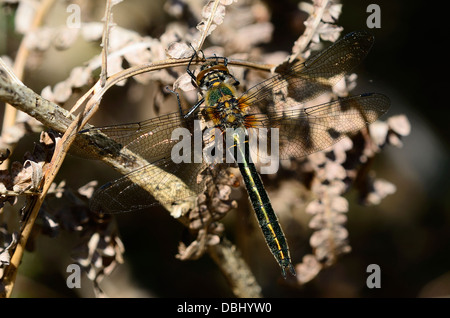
[203,82,248,130]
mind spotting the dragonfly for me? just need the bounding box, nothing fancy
[80,31,390,278]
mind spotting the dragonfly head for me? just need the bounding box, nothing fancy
[196,60,235,91]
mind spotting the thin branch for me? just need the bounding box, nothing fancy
[195,0,221,51]
[1,0,56,169]
[66,82,99,117]
[0,58,24,87]
[100,0,114,87]
[79,57,273,122]
[0,0,116,297]
[208,238,262,298]
[70,0,115,117]
[289,0,330,63]
[1,105,84,297]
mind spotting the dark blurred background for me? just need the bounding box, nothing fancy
[1,0,449,297]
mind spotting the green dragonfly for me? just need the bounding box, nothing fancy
[81,31,390,277]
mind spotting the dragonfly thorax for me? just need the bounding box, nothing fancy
[203,83,248,130]
[196,61,248,130]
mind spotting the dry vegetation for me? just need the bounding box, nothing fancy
[0,0,409,297]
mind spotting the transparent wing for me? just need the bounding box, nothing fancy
[82,112,191,162]
[248,93,390,159]
[89,157,207,214]
[239,31,375,113]
[80,112,207,214]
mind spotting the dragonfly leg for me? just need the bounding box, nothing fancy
[230,73,240,87]
[165,86,185,118]
[164,85,204,119]
[187,45,205,82]
[183,97,204,119]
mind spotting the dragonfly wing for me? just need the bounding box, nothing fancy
[240,31,375,113]
[81,112,190,163]
[81,112,208,214]
[89,157,208,214]
[250,93,390,159]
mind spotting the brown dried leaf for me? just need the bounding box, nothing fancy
[309,212,347,229]
[10,161,34,193]
[196,22,217,38]
[202,1,226,25]
[305,200,323,215]
[310,228,330,248]
[206,234,220,246]
[69,66,92,88]
[291,0,344,61]
[176,240,202,260]
[53,27,80,50]
[322,3,342,23]
[52,81,73,104]
[40,85,54,102]
[295,254,323,284]
[81,22,104,42]
[20,160,42,191]
[312,226,351,262]
[123,44,152,66]
[332,137,352,164]
[324,160,346,181]
[173,73,196,92]
[78,181,98,199]
[330,195,348,213]
[308,151,327,166]
[47,180,66,198]
[71,217,125,287]
[365,178,397,205]
[0,228,18,282]
[369,121,389,147]
[15,1,35,34]
[315,22,343,43]
[24,27,54,51]
[388,133,403,148]
[388,114,411,136]
[231,22,273,51]
[167,42,195,59]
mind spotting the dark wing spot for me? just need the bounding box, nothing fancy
[327,128,341,139]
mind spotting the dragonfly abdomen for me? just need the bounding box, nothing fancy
[234,133,295,277]
[237,159,295,278]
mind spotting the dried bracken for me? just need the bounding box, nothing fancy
[0,0,410,298]
[50,181,124,297]
[294,112,410,283]
[0,227,18,284]
[176,167,238,260]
